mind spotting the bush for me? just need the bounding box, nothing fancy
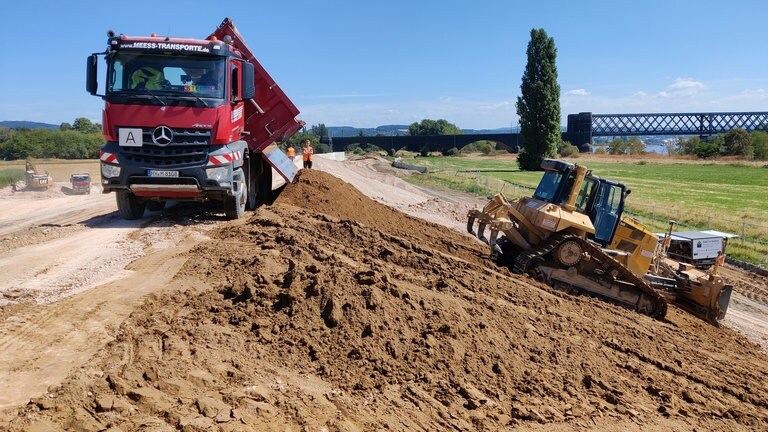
[608,139,629,155]
[627,137,646,155]
[442,147,459,156]
[693,140,720,158]
[558,144,579,157]
[0,129,103,160]
[751,131,768,160]
[477,141,494,155]
[345,144,361,153]
[723,128,752,156]
[594,146,607,155]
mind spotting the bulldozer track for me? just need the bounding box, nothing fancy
[512,234,668,320]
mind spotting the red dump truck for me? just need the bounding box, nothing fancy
[86,18,303,219]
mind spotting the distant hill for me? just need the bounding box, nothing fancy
[0,121,59,130]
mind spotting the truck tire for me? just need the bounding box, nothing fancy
[116,190,146,220]
[225,168,246,220]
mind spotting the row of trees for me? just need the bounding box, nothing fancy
[408,119,463,136]
[595,130,768,160]
[675,129,768,160]
[0,118,103,160]
[602,137,648,155]
[280,119,467,156]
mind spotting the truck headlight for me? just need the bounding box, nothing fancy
[206,166,230,183]
[101,164,121,178]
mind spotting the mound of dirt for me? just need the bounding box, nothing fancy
[275,168,487,266]
[4,170,767,431]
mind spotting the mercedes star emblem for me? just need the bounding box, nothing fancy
[152,126,174,146]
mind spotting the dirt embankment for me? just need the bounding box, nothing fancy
[3,169,768,431]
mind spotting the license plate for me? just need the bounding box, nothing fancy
[147,170,179,178]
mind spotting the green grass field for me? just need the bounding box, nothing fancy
[0,168,25,188]
[399,154,768,266]
[0,159,100,186]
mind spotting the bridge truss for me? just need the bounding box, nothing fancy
[590,112,768,136]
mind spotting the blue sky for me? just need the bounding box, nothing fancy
[1,0,766,129]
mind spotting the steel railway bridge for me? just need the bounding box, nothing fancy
[320,111,768,153]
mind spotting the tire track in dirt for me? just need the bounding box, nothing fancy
[0,237,197,409]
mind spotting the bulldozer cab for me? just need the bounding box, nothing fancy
[534,160,628,246]
[534,159,576,204]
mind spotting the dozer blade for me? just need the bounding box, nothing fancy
[717,285,733,320]
[671,275,732,325]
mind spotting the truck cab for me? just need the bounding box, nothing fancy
[87,19,303,220]
[70,173,92,194]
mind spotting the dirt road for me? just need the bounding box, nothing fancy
[0,183,222,410]
[1,157,767,431]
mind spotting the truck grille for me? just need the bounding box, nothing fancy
[118,127,211,167]
[141,128,212,146]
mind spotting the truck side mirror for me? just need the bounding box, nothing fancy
[86,55,98,95]
[242,62,255,100]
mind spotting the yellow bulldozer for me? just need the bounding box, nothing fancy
[467,159,732,324]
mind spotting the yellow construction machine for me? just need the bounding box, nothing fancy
[467,159,732,324]
[24,159,53,190]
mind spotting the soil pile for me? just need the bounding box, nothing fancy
[4,170,768,431]
[275,168,486,266]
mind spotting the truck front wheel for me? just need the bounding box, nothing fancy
[116,190,146,220]
[224,168,247,220]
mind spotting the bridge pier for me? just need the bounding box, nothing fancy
[566,112,593,152]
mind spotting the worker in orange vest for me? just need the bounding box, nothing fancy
[302,140,314,169]
[286,144,296,162]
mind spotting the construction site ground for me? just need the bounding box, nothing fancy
[0,156,766,431]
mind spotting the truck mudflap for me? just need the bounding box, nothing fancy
[261,144,298,183]
[211,19,305,154]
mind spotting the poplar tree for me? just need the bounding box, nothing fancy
[516,28,561,170]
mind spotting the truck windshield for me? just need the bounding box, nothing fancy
[107,52,226,99]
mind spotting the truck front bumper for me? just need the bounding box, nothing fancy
[99,141,247,201]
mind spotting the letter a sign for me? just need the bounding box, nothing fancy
[119,128,143,147]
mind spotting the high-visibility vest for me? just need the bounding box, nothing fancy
[302,146,313,161]
[287,147,295,158]
[131,67,163,90]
